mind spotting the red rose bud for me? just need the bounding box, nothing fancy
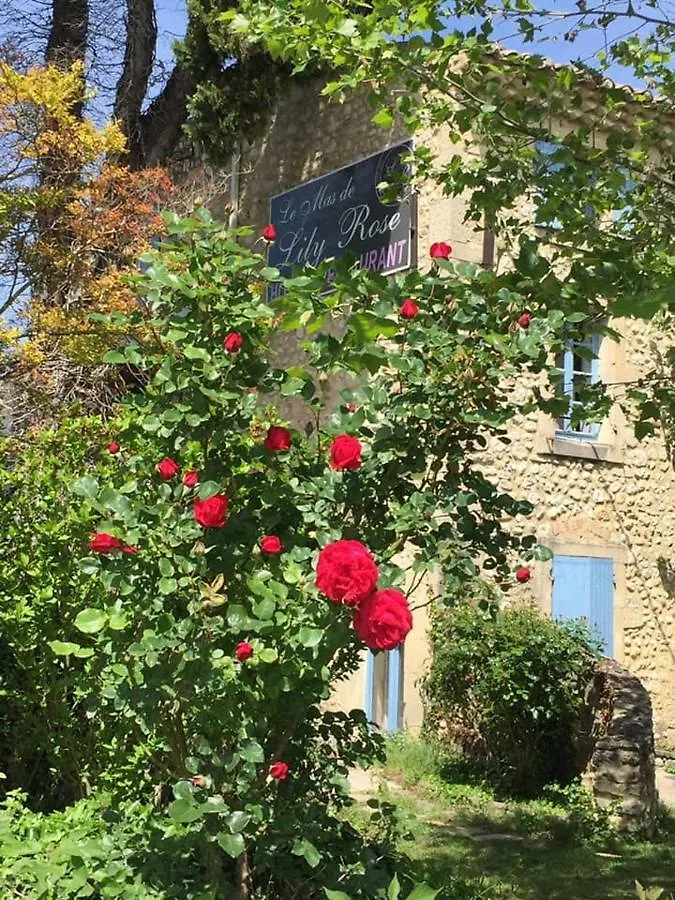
[107,441,120,454]
[262,224,277,242]
[223,332,243,353]
[269,761,290,781]
[194,494,229,528]
[89,532,123,554]
[517,312,532,330]
[316,539,379,606]
[191,775,208,788]
[346,403,358,413]
[183,470,200,488]
[353,588,413,651]
[122,545,138,555]
[264,425,292,452]
[260,535,283,554]
[157,457,180,479]
[235,641,254,662]
[399,298,419,320]
[516,566,531,583]
[330,435,362,471]
[430,241,452,260]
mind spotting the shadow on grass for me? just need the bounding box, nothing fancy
[404,819,675,900]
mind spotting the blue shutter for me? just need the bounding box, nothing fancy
[552,555,614,655]
[364,647,403,732]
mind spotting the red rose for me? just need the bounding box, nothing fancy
[516,566,531,583]
[346,403,358,413]
[430,241,452,260]
[191,775,208,788]
[315,539,378,606]
[260,535,283,554]
[107,440,120,454]
[183,470,200,488]
[262,224,277,242]
[517,312,532,330]
[89,532,123,554]
[330,435,362,471]
[122,545,138,555]
[194,494,229,528]
[264,425,292,452]
[157,457,180,479]
[353,588,413,651]
[235,641,254,662]
[399,298,419,320]
[269,761,289,781]
[224,332,243,353]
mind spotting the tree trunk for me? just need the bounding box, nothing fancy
[234,851,252,900]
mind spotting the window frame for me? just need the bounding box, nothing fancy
[555,332,601,441]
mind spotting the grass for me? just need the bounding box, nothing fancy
[349,733,675,900]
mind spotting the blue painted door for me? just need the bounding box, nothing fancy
[552,555,614,655]
[365,647,403,732]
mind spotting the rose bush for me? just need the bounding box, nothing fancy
[12,206,576,896]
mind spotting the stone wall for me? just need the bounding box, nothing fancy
[579,658,657,834]
[225,75,675,743]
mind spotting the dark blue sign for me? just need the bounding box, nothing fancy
[267,141,414,299]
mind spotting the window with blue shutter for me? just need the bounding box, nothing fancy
[555,332,601,439]
[552,555,614,655]
[364,646,403,732]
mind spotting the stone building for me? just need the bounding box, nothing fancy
[211,67,675,747]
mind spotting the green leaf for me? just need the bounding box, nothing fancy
[182,345,209,361]
[226,810,251,833]
[159,577,178,595]
[325,892,351,900]
[388,874,401,900]
[239,739,264,763]
[71,475,99,500]
[158,558,175,578]
[257,648,279,664]
[298,627,323,648]
[168,799,202,824]
[293,838,322,868]
[407,885,440,900]
[372,108,394,129]
[227,605,249,630]
[103,350,127,364]
[108,611,127,630]
[48,640,82,656]
[217,831,245,858]
[74,608,107,634]
[253,597,275,620]
[348,312,398,342]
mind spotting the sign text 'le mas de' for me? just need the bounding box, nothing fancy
[267,141,415,299]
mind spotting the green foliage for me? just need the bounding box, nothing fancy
[423,605,599,796]
[0,418,119,808]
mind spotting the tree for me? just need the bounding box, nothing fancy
[226,0,675,441]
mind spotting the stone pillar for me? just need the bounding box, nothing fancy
[579,658,657,835]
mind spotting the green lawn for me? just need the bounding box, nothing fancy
[352,735,675,900]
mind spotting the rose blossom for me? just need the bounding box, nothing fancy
[430,241,452,260]
[262,224,277,242]
[315,540,378,606]
[107,440,120,454]
[517,312,532,330]
[260,535,283,554]
[353,588,413,650]
[193,494,229,528]
[330,435,362,471]
[89,532,123,554]
[183,470,199,488]
[122,545,138,555]
[269,761,289,781]
[516,566,531,583]
[235,641,254,662]
[264,425,292,452]
[399,298,419,320]
[223,332,243,353]
[157,457,180,479]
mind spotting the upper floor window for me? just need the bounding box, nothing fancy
[533,140,595,228]
[555,333,601,439]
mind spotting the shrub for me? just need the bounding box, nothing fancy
[423,604,599,796]
[0,418,122,808]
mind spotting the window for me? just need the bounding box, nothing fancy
[364,647,403,732]
[533,140,594,228]
[555,333,601,439]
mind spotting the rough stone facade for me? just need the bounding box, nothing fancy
[579,658,657,833]
[223,76,674,746]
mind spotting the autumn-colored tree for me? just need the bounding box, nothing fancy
[0,60,173,423]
